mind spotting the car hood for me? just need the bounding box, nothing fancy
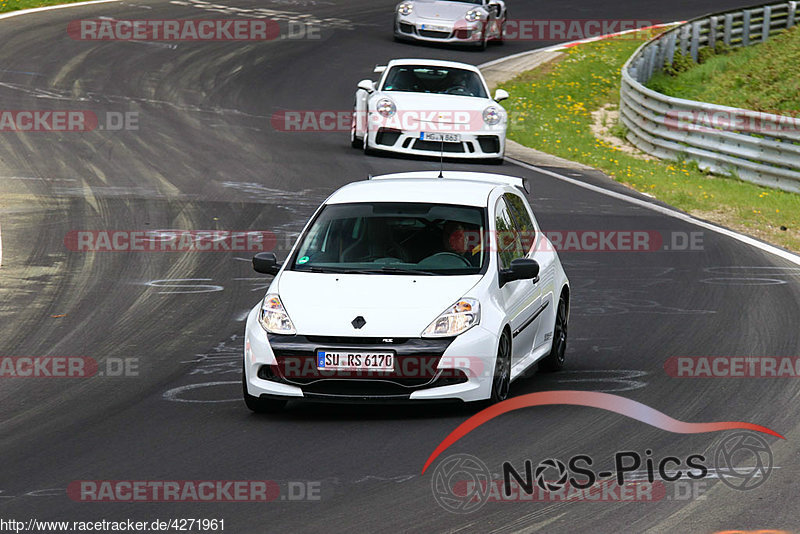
[413,1,476,21]
[276,270,482,337]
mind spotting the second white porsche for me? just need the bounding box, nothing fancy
[351,59,508,162]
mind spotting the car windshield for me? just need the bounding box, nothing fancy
[381,66,488,98]
[291,202,487,275]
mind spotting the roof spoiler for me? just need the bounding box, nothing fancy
[369,172,530,194]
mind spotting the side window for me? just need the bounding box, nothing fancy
[504,193,536,254]
[494,198,524,269]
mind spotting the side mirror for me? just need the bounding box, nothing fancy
[357,79,376,93]
[494,88,509,102]
[499,258,540,287]
[253,252,281,275]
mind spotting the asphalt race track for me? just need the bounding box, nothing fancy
[1,0,799,532]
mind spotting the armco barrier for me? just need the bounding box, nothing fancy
[619,2,800,193]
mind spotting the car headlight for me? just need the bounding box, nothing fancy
[483,106,502,125]
[422,298,480,338]
[397,2,413,16]
[376,98,396,118]
[465,9,483,22]
[258,294,296,335]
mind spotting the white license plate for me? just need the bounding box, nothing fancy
[420,24,449,32]
[421,132,461,143]
[316,350,394,371]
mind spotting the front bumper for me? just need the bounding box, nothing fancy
[366,127,505,159]
[395,18,485,45]
[244,305,498,403]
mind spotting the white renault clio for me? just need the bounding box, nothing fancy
[243,171,570,412]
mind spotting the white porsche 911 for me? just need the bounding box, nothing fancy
[243,171,570,412]
[350,59,508,162]
[394,0,507,49]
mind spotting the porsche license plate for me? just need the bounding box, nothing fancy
[421,132,461,143]
[420,24,449,32]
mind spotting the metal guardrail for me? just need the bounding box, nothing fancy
[619,2,800,193]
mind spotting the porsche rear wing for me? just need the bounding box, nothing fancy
[369,171,530,194]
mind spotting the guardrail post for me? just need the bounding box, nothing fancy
[645,46,656,81]
[762,5,772,41]
[743,10,751,46]
[724,14,733,44]
[680,24,689,55]
[665,32,676,66]
[709,16,718,48]
[788,1,796,27]
[690,22,700,61]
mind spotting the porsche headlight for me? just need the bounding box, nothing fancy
[397,2,413,16]
[376,98,396,118]
[422,298,480,338]
[258,294,296,335]
[483,106,502,125]
[465,9,483,22]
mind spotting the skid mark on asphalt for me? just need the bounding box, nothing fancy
[564,265,716,316]
[168,0,357,28]
[164,335,242,402]
[701,266,800,286]
[547,370,648,393]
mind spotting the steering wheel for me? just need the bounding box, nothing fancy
[420,252,471,267]
[373,257,404,264]
[445,85,469,95]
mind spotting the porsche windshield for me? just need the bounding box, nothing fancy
[291,202,487,275]
[381,66,488,98]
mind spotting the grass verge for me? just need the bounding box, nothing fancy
[498,31,800,253]
[1,0,91,14]
[647,26,800,113]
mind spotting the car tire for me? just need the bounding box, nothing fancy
[243,364,287,413]
[539,295,568,372]
[350,109,363,149]
[474,22,488,50]
[488,330,512,403]
[497,16,506,44]
[363,130,376,156]
[477,33,488,51]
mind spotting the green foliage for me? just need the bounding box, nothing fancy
[663,51,695,76]
[647,25,800,113]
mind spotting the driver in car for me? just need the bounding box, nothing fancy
[445,71,479,97]
[443,220,482,266]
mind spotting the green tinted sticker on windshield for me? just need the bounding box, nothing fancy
[298,256,310,264]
